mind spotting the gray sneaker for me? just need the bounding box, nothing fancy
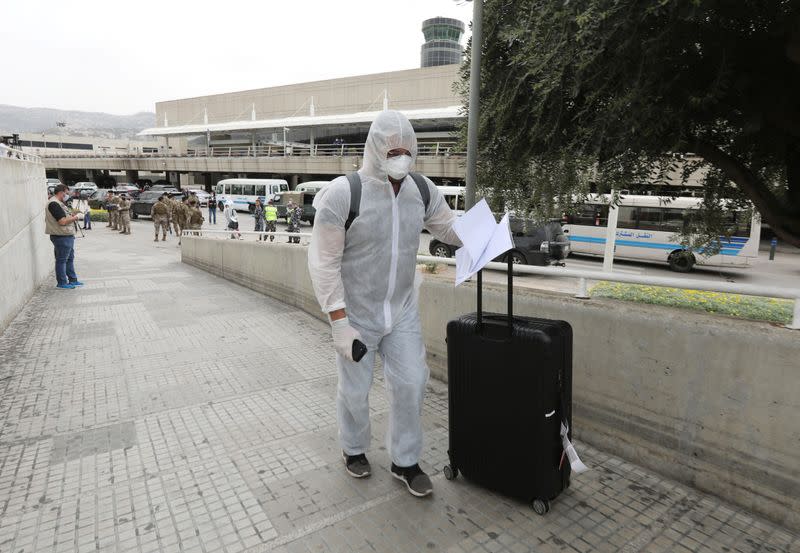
[391,463,433,497]
[342,452,371,478]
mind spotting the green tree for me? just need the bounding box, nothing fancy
[461,0,800,247]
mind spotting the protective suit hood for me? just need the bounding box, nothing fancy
[361,110,418,181]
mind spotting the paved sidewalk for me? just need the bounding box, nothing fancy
[0,220,797,553]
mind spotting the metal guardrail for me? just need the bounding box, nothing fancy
[181,231,800,329]
[1,146,41,164]
[418,255,800,330]
[40,142,464,160]
[183,229,313,245]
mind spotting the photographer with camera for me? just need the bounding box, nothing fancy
[45,184,84,290]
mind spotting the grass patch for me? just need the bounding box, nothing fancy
[590,281,792,325]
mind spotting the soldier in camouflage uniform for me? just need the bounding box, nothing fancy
[104,191,116,228]
[150,194,170,241]
[109,192,122,230]
[185,196,205,234]
[118,194,132,235]
[171,197,189,244]
[286,200,302,244]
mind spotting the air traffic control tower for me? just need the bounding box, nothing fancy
[421,17,465,67]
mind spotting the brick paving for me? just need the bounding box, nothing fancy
[0,220,797,553]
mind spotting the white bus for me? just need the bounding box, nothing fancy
[563,195,761,271]
[214,178,289,212]
[437,185,466,216]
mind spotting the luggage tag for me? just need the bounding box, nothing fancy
[560,422,589,474]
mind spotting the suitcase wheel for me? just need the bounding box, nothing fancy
[532,499,550,516]
[443,465,458,481]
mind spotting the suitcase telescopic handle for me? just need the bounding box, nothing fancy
[476,256,514,336]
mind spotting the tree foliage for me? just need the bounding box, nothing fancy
[460,0,800,247]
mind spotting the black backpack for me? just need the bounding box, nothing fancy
[344,172,431,231]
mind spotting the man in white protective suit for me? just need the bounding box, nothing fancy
[308,110,462,497]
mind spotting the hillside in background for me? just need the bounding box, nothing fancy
[0,104,155,139]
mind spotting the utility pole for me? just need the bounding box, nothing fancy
[464,0,483,210]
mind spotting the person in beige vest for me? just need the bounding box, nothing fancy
[45,184,84,290]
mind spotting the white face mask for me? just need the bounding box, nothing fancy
[385,154,413,180]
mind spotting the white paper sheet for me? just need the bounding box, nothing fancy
[453,201,514,287]
[452,199,495,263]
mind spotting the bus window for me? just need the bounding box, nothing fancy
[569,204,609,226]
[616,206,637,229]
[270,185,279,194]
[661,209,685,233]
[637,207,662,231]
[726,212,751,237]
[242,184,255,196]
[215,184,224,194]
[280,184,289,192]
[254,184,265,197]
[231,184,243,195]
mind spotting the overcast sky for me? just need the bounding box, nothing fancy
[2,0,474,115]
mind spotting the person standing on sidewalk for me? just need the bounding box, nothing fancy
[81,199,92,230]
[104,191,116,228]
[208,192,217,224]
[224,200,241,239]
[253,198,265,240]
[151,194,170,242]
[307,110,461,497]
[264,200,278,242]
[118,194,132,235]
[45,184,84,290]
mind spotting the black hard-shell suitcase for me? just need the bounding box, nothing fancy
[444,263,573,515]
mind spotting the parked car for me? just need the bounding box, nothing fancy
[272,191,316,225]
[189,190,210,207]
[112,184,141,200]
[148,184,179,192]
[131,190,183,219]
[46,178,62,196]
[88,189,110,209]
[69,182,97,199]
[429,218,570,266]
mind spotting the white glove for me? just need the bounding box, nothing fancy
[74,212,85,221]
[331,317,362,361]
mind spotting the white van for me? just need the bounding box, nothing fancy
[214,178,289,212]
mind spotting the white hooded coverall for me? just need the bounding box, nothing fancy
[308,111,462,467]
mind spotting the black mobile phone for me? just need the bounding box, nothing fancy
[352,340,368,362]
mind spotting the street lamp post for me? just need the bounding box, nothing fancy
[464,0,483,210]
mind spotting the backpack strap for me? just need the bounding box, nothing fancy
[344,172,361,231]
[343,171,431,231]
[409,172,431,214]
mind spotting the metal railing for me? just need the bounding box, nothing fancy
[1,146,41,164]
[183,229,313,245]
[417,255,800,330]
[40,142,463,160]
[181,230,800,329]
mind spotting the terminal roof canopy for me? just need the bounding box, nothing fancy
[138,106,463,138]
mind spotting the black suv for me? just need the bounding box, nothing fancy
[131,191,182,219]
[429,218,570,266]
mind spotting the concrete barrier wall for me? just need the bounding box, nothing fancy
[181,237,800,530]
[0,158,51,332]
